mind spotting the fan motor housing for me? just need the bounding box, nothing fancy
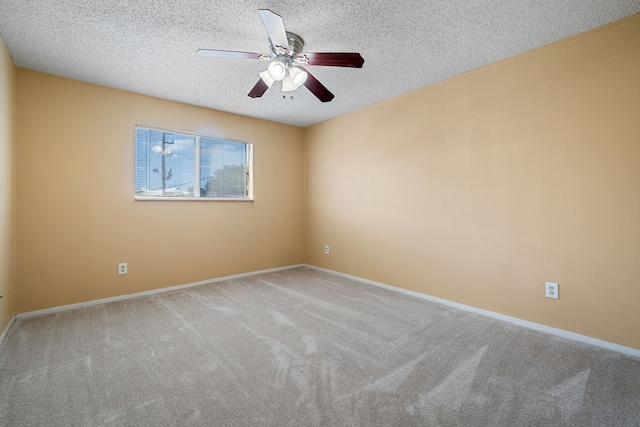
[269,32,304,57]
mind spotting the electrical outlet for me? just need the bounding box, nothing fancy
[324,245,330,255]
[545,282,558,299]
[118,263,128,275]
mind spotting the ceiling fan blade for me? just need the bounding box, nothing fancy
[248,79,270,98]
[258,9,289,51]
[197,49,265,59]
[298,52,365,68]
[298,67,334,103]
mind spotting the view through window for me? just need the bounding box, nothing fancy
[135,126,252,199]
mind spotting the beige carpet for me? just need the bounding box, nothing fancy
[1,267,639,426]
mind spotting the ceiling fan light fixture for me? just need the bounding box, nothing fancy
[289,67,308,87]
[267,60,286,81]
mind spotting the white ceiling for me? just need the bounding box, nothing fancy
[1,1,638,127]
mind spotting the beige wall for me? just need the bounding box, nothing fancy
[304,15,640,349]
[0,35,16,333]
[16,70,304,312]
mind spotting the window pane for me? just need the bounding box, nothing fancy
[200,138,248,197]
[135,126,251,200]
[135,128,195,197]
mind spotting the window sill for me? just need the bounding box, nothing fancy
[135,196,254,202]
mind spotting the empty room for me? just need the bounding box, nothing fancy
[1,1,639,425]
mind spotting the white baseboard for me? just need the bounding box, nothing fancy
[0,315,16,344]
[17,264,305,320]
[15,263,640,358]
[305,264,640,359]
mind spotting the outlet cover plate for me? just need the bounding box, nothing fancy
[546,282,558,299]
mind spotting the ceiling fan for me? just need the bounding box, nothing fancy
[197,9,364,102]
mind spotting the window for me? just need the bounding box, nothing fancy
[135,126,253,200]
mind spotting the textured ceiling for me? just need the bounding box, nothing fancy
[1,1,638,127]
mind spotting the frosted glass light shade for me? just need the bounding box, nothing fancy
[259,70,275,87]
[289,67,308,87]
[281,75,297,92]
[267,61,286,81]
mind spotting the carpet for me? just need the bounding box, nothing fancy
[1,267,639,426]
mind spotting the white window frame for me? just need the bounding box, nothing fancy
[135,125,253,201]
